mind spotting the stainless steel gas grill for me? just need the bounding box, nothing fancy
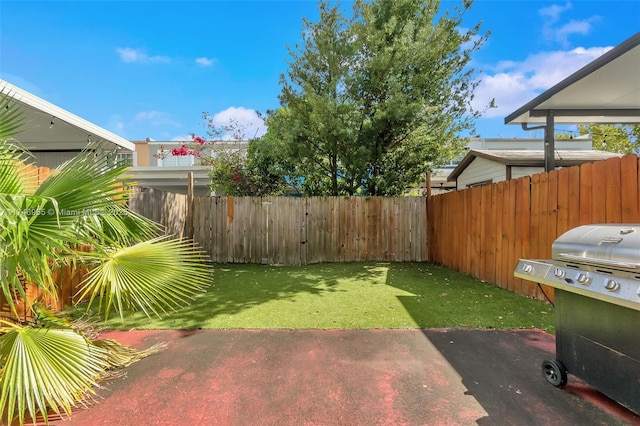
[514,224,640,415]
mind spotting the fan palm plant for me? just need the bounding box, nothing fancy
[0,92,212,425]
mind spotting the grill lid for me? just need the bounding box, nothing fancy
[552,224,640,272]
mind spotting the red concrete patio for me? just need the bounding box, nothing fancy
[53,329,639,426]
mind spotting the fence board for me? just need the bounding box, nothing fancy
[567,166,581,230]
[556,168,570,236]
[464,189,474,273]
[604,157,622,223]
[546,170,559,255]
[494,182,505,287]
[470,187,481,277]
[579,162,593,226]
[621,154,640,222]
[539,172,552,259]
[591,160,607,223]
[530,174,541,259]
[480,185,495,283]
[514,177,533,298]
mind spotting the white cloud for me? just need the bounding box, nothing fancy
[133,110,181,127]
[195,57,215,67]
[116,47,170,64]
[208,107,266,140]
[106,114,129,137]
[538,2,600,47]
[472,46,612,118]
[107,111,181,139]
[549,18,600,46]
[538,2,573,22]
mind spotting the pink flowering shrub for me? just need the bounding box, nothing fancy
[170,134,209,158]
[170,133,255,195]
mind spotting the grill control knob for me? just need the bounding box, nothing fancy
[604,279,621,292]
[521,264,533,274]
[577,273,591,285]
[554,268,566,279]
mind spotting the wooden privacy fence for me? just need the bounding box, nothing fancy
[128,187,190,238]
[128,191,428,264]
[127,154,640,302]
[427,154,640,302]
[0,262,91,322]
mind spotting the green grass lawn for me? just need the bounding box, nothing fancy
[77,262,554,333]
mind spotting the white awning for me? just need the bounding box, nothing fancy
[504,32,640,171]
[1,80,134,151]
[505,32,640,126]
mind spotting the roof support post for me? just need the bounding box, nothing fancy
[544,110,555,171]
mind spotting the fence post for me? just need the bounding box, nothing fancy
[187,171,194,239]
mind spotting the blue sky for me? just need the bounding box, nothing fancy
[1,0,638,142]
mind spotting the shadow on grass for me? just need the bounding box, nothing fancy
[384,262,555,332]
[80,262,390,329]
[71,262,554,331]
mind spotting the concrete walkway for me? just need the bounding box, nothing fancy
[53,329,639,426]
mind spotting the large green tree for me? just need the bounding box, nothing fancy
[576,124,640,154]
[264,0,489,195]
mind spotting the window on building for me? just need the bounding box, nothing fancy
[466,179,493,188]
[116,152,133,166]
[158,152,195,167]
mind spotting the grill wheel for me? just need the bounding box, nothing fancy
[541,359,568,387]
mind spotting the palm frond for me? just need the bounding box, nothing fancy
[73,203,160,248]
[0,96,212,426]
[0,144,35,196]
[30,303,72,329]
[0,322,108,425]
[29,146,157,249]
[0,145,159,303]
[0,190,66,314]
[32,148,134,235]
[93,338,167,369]
[77,237,211,321]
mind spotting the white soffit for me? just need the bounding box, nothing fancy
[505,32,640,125]
[1,80,134,151]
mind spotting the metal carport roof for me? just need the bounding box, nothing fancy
[504,32,640,170]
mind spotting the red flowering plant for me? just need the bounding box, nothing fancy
[201,149,255,195]
[170,132,254,195]
[170,134,209,158]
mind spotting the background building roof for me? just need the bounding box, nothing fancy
[447,149,622,181]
